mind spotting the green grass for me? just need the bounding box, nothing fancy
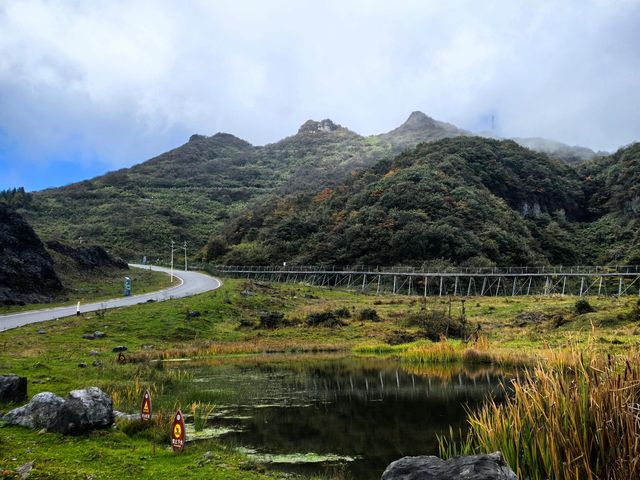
[0,277,639,478]
[0,425,276,480]
[0,267,172,314]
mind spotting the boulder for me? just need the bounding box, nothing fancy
[3,392,65,430]
[112,346,128,352]
[0,374,27,403]
[93,331,107,338]
[381,452,516,480]
[53,387,114,434]
[3,387,114,435]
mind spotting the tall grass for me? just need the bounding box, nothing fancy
[440,348,640,480]
[190,401,215,432]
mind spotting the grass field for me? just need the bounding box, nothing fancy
[0,267,172,315]
[1,277,639,479]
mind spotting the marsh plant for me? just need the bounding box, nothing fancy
[440,348,640,480]
[190,401,215,432]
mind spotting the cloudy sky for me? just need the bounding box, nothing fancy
[1,0,639,191]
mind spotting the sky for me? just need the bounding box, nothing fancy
[1,0,639,191]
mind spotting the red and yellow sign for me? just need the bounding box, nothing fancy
[140,390,152,422]
[171,410,185,452]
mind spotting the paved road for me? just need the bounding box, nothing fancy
[0,265,222,332]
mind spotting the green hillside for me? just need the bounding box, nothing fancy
[19,113,467,260]
[207,137,638,267]
[576,143,640,264]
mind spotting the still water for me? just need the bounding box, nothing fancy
[171,355,507,479]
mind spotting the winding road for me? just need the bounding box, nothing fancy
[0,265,222,332]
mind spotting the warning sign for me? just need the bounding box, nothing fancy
[171,410,185,452]
[140,390,152,422]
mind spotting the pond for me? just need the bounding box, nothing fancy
[167,355,508,479]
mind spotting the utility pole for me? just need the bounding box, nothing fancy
[170,240,175,283]
[183,241,188,271]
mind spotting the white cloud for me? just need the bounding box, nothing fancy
[0,0,638,175]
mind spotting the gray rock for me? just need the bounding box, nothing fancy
[16,461,34,479]
[88,350,99,356]
[91,360,102,367]
[4,387,114,435]
[82,334,95,340]
[381,452,516,480]
[54,387,114,434]
[36,329,46,334]
[93,331,107,338]
[112,346,128,352]
[0,374,27,403]
[3,392,65,429]
[77,363,87,368]
[114,410,138,421]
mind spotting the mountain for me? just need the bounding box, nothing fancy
[207,137,588,267]
[376,111,469,151]
[576,142,640,264]
[16,111,621,263]
[19,112,475,259]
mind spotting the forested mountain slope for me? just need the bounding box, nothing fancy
[19,112,469,259]
[206,137,638,267]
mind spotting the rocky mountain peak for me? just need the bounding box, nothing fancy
[400,111,437,130]
[188,132,254,149]
[297,119,341,134]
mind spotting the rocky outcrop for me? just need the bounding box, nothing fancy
[3,387,114,435]
[0,374,27,403]
[381,452,516,480]
[0,204,63,305]
[297,119,341,134]
[46,240,128,270]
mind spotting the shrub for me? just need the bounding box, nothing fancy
[358,308,380,321]
[333,307,351,318]
[259,311,284,329]
[574,299,595,314]
[306,310,346,327]
[405,310,461,341]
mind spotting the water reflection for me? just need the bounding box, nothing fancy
[173,356,508,480]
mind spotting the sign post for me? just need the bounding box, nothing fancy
[124,276,131,296]
[171,410,185,452]
[140,390,152,422]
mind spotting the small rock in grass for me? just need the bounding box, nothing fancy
[91,361,102,367]
[88,350,99,356]
[112,346,128,352]
[203,451,213,460]
[93,331,107,338]
[82,334,95,340]
[16,461,33,479]
[36,330,46,335]
[78,363,87,368]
